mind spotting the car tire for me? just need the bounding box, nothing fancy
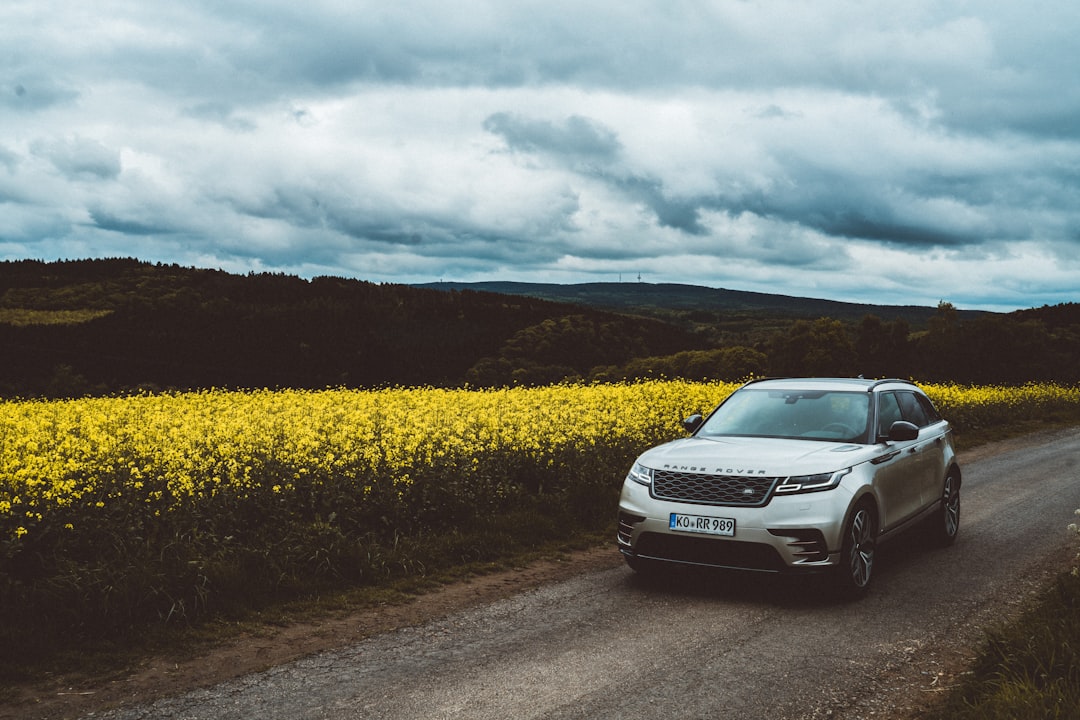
[834,501,877,597]
[933,470,960,546]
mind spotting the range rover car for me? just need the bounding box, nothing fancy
[617,378,961,595]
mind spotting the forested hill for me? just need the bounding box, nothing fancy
[0,259,702,397]
[415,281,986,325]
[2,258,1079,398]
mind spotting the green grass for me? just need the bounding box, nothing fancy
[0,308,112,326]
[919,572,1080,719]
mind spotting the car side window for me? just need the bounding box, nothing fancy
[897,391,930,427]
[916,394,943,424]
[877,393,903,436]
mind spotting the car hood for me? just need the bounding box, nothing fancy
[636,435,878,477]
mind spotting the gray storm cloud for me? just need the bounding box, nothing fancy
[0,0,1078,311]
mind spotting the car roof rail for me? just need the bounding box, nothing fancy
[737,377,919,392]
[868,378,919,391]
[739,376,787,387]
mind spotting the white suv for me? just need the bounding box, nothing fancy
[617,378,961,595]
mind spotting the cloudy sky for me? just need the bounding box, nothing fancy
[3,1,1079,311]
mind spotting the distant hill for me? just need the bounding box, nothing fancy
[415,281,988,326]
[0,259,703,396]
[2,259,1077,397]
[1013,302,1080,328]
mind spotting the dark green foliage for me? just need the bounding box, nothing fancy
[4,259,1080,392]
[854,315,912,378]
[432,284,1080,385]
[0,259,701,396]
[466,313,699,386]
[591,346,768,382]
[766,317,858,377]
[917,302,1074,384]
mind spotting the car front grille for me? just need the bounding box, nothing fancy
[651,470,781,506]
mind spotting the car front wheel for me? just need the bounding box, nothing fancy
[835,501,877,597]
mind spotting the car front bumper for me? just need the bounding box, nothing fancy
[617,478,856,573]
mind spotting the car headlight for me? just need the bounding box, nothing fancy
[627,462,653,486]
[775,468,851,494]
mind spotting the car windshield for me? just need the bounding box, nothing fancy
[698,389,870,443]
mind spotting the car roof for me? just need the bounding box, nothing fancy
[739,377,921,393]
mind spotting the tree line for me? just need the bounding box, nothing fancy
[592,304,1080,386]
[480,302,1080,386]
[0,259,698,397]
[1,259,1078,398]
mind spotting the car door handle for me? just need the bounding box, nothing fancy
[871,450,901,464]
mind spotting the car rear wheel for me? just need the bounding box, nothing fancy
[835,501,877,597]
[933,470,960,546]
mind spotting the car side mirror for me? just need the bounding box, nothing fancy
[885,420,919,442]
[682,414,704,433]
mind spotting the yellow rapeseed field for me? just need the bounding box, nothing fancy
[921,382,1080,431]
[2,380,1078,546]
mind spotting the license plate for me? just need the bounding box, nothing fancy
[669,513,736,537]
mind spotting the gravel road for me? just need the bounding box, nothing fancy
[89,428,1080,720]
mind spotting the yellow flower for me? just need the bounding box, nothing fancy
[0,380,1076,545]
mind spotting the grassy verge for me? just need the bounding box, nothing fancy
[919,571,1080,719]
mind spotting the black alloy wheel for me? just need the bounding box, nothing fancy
[836,501,877,597]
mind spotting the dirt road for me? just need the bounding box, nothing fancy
[20,428,1080,719]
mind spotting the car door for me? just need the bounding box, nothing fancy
[872,392,924,531]
[896,391,947,509]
